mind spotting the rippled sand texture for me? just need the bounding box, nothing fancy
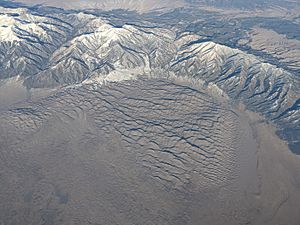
[1,78,299,225]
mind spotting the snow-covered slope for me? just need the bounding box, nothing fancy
[171,36,300,126]
[0,6,73,78]
[0,5,299,151]
[25,20,175,87]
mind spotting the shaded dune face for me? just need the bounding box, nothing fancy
[0,78,260,225]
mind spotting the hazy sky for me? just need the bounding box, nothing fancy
[10,0,297,11]
[11,0,186,11]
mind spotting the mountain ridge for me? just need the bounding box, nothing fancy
[0,4,299,152]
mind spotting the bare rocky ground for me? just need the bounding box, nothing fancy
[0,77,299,225]
[239,27,300,72]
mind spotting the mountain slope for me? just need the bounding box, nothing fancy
[0,5,299,152]
[0,6,73,78]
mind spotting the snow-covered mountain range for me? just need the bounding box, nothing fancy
[0,5,299,151]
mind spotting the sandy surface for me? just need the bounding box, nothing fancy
[0,78,299,225]
[246,110,300,225]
